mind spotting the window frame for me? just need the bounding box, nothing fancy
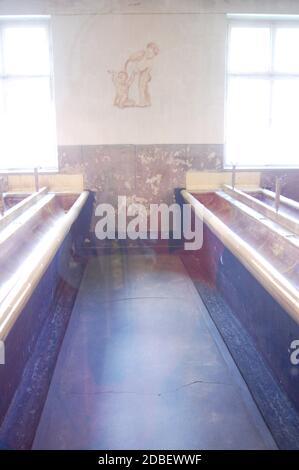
[224,16,299,169]
[0,15,58,173]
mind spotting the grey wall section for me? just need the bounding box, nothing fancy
[58,145,299,216]
[59,144,223,209]
[2,145,299,222]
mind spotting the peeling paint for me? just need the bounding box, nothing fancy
[56,143,224,225]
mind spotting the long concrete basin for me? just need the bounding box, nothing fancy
[0,189,89,340]
[181,189,299,325]
[223,185,299,236]
[181,188,299,415]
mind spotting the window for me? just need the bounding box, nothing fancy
[226,17,299,167]
[0,17,57,171]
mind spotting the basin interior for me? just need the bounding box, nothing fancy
[55,193,81,212]
[247,190,299,221]
[3,193,29,212]
[0,193,81,308]
[191,192,299,288]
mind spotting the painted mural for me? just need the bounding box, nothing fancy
[109,42,159,108]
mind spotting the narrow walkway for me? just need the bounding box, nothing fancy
[33,253,276,449]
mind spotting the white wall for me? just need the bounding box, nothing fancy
[1,0,299,146]
[52,13,226,145]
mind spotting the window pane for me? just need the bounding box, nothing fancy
[2,26,50,75]
[271,78,299,165]
[0,78,57,169]
[0,40,3,75]
[0,80,5,150]
[274,27,299,74]
[226,78,271,166]
[228,27,271,73]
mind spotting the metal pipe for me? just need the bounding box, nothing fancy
[232,164,236,189]
[0,177,5,217]
[34,167,39,192]
[275,177,281,213]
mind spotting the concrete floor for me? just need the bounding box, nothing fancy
[33,252,276,450]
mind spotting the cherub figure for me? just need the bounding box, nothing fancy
[108,70,135,108]
[125,42,159,107]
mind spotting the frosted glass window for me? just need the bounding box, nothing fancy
[270,79,299,164]
[274,28,299,74]
[226,78,271,166]
[2,26,50,76]
[0,18,57,171]
[226,20,299,167]
[228,27,271,74]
